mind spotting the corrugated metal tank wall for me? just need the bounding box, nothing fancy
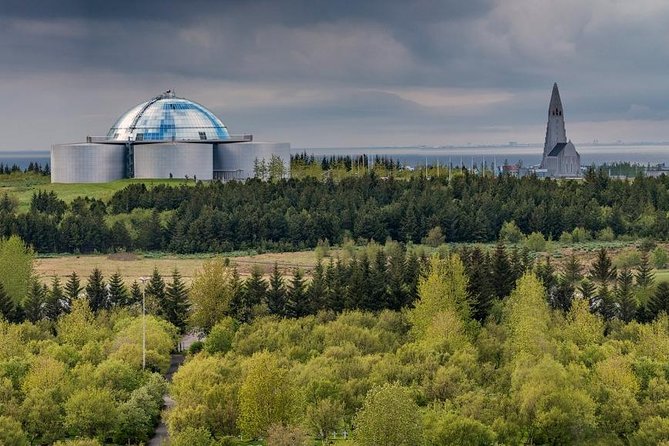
[51,143,126,183]
[134,142,213,180]
[213,142,291,180]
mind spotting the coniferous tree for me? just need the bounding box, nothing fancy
[44,276,64,321]
[0,282,15,321]
[145,267,166,315]
[650,282,669,320]
[491,241,514,299]
[285,268,307,318]
[130,281,143,306]
[266,263,286,316]
[579,278,597,305]
[616,268,636,323]
[466,247,495,322]
[86,268,107,313]
[386,250,409,311]
[404,251,421,305]
[595,284,616,322]
[345,257,364,310]
[636,250,655,288]
[590,248,617,285]
[108,271,129,307]
[307,260,326,314]
[562,253,583,286]
[165,268,189,333]
[324,258,343,312]
[24,279,45,322]
[64,271,82,304]
[239,266,267,322]
[367,250,389,311]
[228,266,246,320]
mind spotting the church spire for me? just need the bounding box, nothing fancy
[548,82,563,117]
[541,82,567,161]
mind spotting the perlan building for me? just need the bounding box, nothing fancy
[51,90,290,183]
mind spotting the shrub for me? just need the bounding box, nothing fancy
[524,232,547,252]
[499,221,524,244]
[266,424,310,446]
[654,247,669,269]
[205,317,238,355]
[189,341,204,355]
[597,227,615,242]
[423,226,446,248]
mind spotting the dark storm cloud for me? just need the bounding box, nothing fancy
[1,0,669,149]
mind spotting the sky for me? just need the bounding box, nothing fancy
[2,0,669,150]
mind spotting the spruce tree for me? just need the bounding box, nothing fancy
[386,250,409,311]
[324,258,343,312]
[145,267,166,315]
[649,281,669,320]
[266,263,286,316]
[596,284,616,322]
[466,247,495,322]
[344,257,365,310]
[491,241,514,299]
[562,253,583,286]
[64,271,82,305]
[108,271,129,307]
[0,282,15,321]
[367,250,388,311]
[579,279,597,307]
[616,268,637,323]
[130,281,143,306]
[86,268,107,313]
[228,266,246,320]
[404,251,421,305]
[239,266,267,322]
[307,260,326,314]
[285,268,307,318]
[24,279,45,323]
[44,276,64,321]
[589,248,617,285]
[166,268,189,333]
[636,250,655,289]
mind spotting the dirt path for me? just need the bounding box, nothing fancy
[149,333,198,446]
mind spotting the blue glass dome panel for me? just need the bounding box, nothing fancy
[107,92,230,141]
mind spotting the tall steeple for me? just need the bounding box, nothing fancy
[542,83,567,162]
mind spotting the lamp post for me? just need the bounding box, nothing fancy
[139,276,148,370]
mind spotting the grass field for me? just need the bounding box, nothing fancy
[34,249,328,284]
[0,174,195,212]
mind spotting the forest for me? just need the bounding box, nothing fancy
[3,230,669,443]
[2,168,669,254]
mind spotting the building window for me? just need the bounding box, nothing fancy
[199,132,207,140]
[135,133,144,141]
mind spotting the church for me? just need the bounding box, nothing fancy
[540,83,581,177]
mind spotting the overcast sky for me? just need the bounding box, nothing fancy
[2,0,669,150]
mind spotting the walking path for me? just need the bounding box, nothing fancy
[149,333,199,446]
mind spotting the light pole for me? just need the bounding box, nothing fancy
[139,276,148,370]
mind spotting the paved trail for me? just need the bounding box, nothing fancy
[149,333,199,446]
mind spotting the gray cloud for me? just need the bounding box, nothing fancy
[1,0,669,150]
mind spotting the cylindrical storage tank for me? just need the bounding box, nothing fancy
[213,142,291,180]
[51,143,126,183]
[134,142,213,180]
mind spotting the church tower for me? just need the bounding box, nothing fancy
[542,83,567,163]
[539,83,580,177]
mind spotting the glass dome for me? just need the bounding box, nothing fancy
[107,90,230,141]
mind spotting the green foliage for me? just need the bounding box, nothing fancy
[409,254,470,340]
[0,235,34,304]
[499,220,524,244]
[205,317,238,355]
[423,407,496,446]
[354,382,422,446]
[423,226,446,247]
[189,259,235,333]
[165,268,190,332]
[238,351,300,438]
[524,231,547,252]
[654,247,669,269]
[0,415,29,446]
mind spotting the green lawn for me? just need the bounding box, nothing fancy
[0,175,194,212]
[654,269,669,284]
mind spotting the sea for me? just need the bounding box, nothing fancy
[3,144,669,170]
